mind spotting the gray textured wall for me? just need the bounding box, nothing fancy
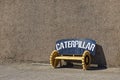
[0,0,120,67]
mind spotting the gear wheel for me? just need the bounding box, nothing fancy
[82,50,91,70]
[50,50,60,68]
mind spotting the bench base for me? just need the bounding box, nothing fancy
[50,50,91,70]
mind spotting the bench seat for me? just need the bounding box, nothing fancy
[55,56,83,60]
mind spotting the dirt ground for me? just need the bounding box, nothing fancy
[0,63,120,80]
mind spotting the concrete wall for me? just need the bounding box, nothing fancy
[0,0,120,67]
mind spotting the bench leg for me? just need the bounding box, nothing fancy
[59,60,62,67]
[54,59,60,68]
[82,59,87,70]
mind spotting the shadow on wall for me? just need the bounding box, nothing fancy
[91,44,107,69]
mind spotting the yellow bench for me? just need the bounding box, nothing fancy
[49,39,96,70]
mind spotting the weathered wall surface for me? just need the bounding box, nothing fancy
[0,0,120,67]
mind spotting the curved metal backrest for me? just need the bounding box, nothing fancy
[55,38,96,56]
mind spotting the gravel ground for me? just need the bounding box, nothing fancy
[0,63,120,80]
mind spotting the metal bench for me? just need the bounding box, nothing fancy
[50,39,96,70]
